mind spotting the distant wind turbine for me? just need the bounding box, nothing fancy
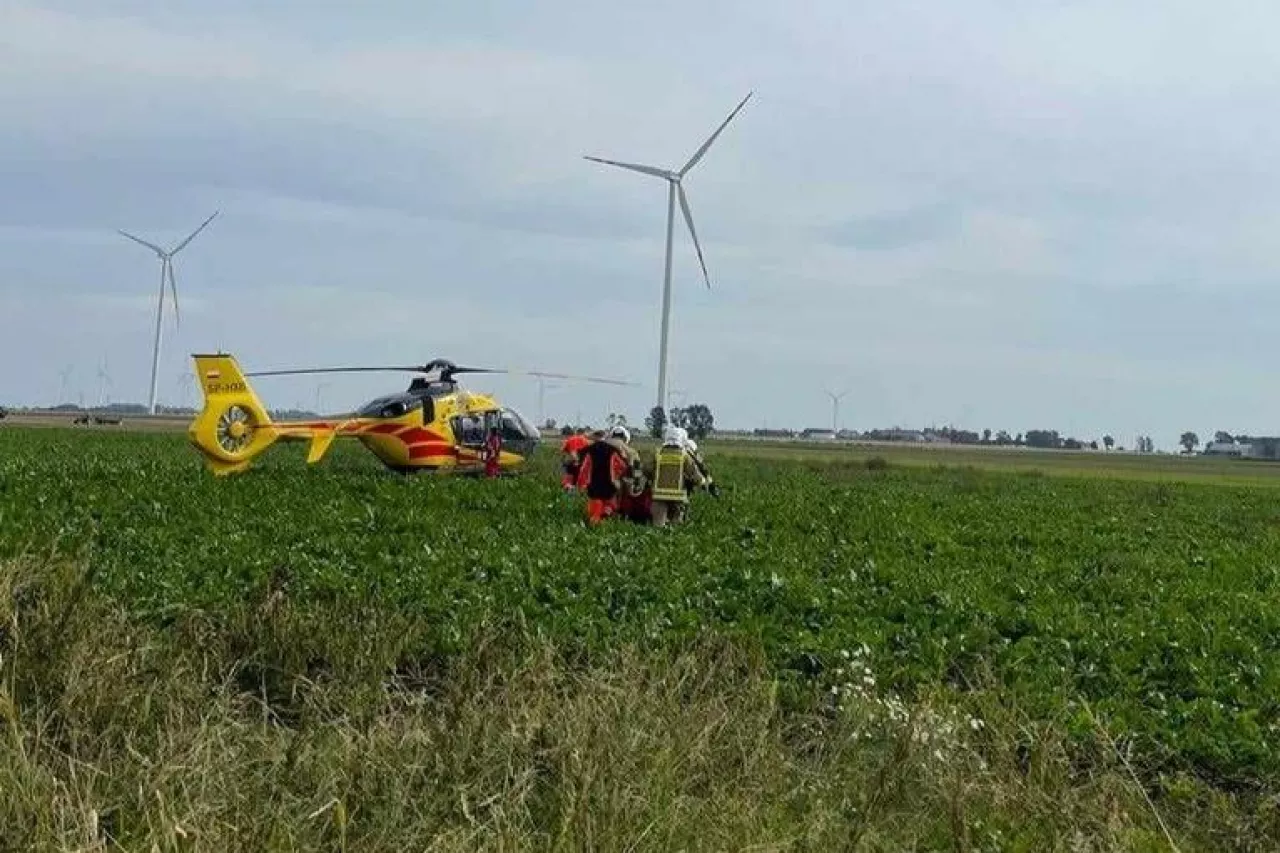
[825,388,850,434]
[584,92,752,413]
[96,360,112,408]
[176,370,194,408]
[535,376,557,426]
[315,381,331,414]
[57,365,74,406]
[118,211,219,415]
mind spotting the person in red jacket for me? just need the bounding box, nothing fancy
[576,426,635,524]
[483,424,502,478]
[560,428,591,491]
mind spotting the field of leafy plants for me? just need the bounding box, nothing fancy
[3,424,1279,791]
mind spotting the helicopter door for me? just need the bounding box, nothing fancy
[451,413,486,448]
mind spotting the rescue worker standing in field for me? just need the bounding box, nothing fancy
[560,428,591,491]
[645,426,707,527]
[483,424,502,478]
[576,425,637,525]
[682,437,720,497]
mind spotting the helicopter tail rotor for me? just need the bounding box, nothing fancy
[188,354,280,475]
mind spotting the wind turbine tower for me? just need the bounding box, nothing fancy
[57,365,73,406]
[96,360,112,409]
[176,370,194,408]
[118,211,219,414]
[584,92,752,413]
[826,388,850,435]
[315,381,332,414]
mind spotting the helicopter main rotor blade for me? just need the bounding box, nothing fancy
[444,365,505,375]
[245,365,426,377]
[244,362,639,386]
[491,368,640,387]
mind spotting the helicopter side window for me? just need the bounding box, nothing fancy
[451,414,486,447]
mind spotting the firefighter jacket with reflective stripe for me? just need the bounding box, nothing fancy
[650,446,704,503]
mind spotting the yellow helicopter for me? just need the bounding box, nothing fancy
[187,352,634,475]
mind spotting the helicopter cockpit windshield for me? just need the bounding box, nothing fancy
[450,407,540,458]
[501,408,540,442]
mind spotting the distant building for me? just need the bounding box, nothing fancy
[800,428,836,440]
[1203,440,1251,457]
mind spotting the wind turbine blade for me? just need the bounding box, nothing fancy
[677,185,711,289]
[583,156,672,180]
[170,210,219,255]
[166,260,180,328]
[680,91,753,176]
[118,230,166,255]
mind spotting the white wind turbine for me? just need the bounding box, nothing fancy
[176,370,195,409]
[96,360,113,408]
[57,365,74,406]
[825,388,850,435]
[584,92,752,413]
[118,211,219,415]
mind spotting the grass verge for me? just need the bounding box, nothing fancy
[3,554,1277,851]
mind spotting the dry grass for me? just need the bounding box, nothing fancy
[2,555,1275,851]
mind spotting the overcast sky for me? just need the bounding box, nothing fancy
[4,1,1280,448]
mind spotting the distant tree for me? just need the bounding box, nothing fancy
[1214,430,1233,445]
[994,429,1012,446]
[1103,434,1114,451]
[982,428,992,444]
[1024,429,1062,449]
[543,418,557,430]
[1179,431,1199,454]
[668,407,690,430]
[1014,433,1024,446]
[941,427,980,444]
[683,403,715,439]
[560,424,575,436]
[645,406,667,439]
[606,412,628,430]
[1089,440,1099,451]
[1064,437,1083,450]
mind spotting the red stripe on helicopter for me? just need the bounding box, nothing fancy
[408,442,457,460]
[396,427,446,445]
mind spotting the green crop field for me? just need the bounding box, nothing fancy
[3,424,1279,850]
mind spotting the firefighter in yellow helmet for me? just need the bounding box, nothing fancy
[643,426,707,527]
